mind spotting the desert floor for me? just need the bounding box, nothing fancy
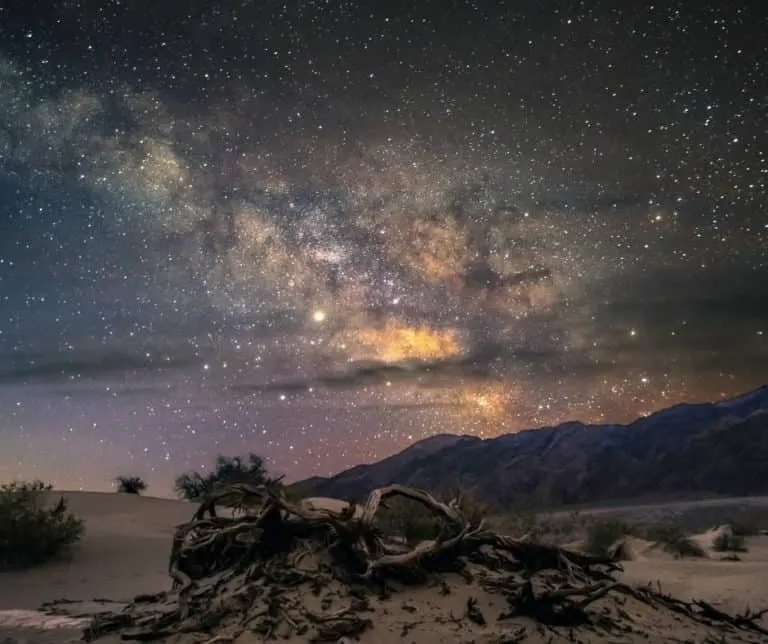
[2,492,768,642]
[561,495,768,615]
[0,492,193,643]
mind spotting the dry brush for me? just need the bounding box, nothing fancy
[77,482,768,643]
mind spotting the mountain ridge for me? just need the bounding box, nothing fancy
[296,385,768,507]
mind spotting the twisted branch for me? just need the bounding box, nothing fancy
[76,482,768,643]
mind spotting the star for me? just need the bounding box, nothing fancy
[0,0,764,494]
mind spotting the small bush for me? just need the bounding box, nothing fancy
[442,487,491,527]
[0,480,84,570]
[174,454,272,501]
[727,519,760,537]
[669,536,706,558]
[376,497,441,544]
[283,482,313,502]
[500,506,539,539]
[115,475,147,495]
[375,488,491,545]
[585,518,631,556]
[713,532,747,553]
[493,508,584,545]
[644,523,684,543]
[645,524,705,558]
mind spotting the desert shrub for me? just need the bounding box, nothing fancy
[644,524,705,558]
[727,518,760,537]
[0,480,84,570]
[499,505,539,538]
[441,487,491,527]
[713,532,747,553]
[585,519,705,559]
[535,511,586,543]
[174,453,272,501]
[283,481,313,502]
[494,506,584,545]
[585,518,631,556]
[492,495,547,540]
[375,488,490,545]
[376,497,441,544]
[115,475,147,495]
[644,523,683,543]
[668,536,706,558]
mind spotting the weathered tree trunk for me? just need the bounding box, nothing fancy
[80,482,768,643]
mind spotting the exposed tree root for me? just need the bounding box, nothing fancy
[75,483,768,643]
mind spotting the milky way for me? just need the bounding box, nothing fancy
[0,0,765,494]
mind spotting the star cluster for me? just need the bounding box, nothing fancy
[0,0,765,494]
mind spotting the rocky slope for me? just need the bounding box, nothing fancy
[297,385,768,507]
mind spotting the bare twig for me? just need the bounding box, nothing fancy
[74,482,768,643]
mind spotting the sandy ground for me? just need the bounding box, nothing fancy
[2,492,768,643]
[620,536,768,614]
[0,492,192,612]
[552,496,768,614]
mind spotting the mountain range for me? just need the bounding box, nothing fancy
[296,385,768,508]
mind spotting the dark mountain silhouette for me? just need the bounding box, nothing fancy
[296,386,768,507]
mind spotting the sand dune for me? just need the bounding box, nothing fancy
[0,491,192,612]
[622,530,768,615]
[2,491,768,642]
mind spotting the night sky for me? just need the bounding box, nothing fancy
[0,0,765,495]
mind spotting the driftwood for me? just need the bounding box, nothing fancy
[79,482,768,643]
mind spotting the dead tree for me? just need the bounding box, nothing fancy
[81,483,768,643]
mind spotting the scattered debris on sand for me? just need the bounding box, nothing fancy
[42,483,768,643]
